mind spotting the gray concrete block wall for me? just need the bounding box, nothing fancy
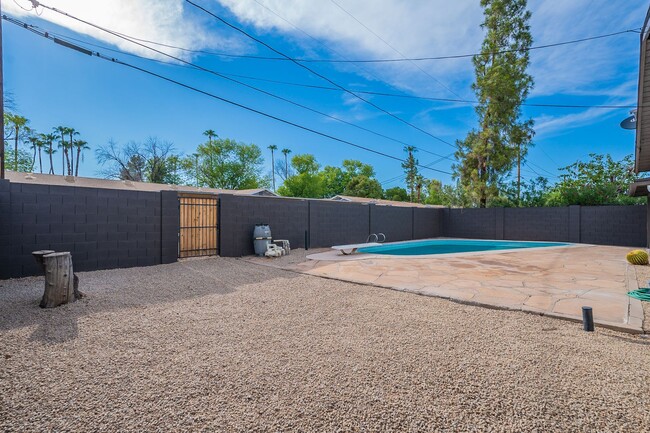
[413,208,442,239]
[370,205,413,242]
[218,194,309,257]
[443,208,497,239]
[0,181,177,279]
[580,205,646,247]
[503,207,570,242]
[309,200,369,247]
[161,191,179,263]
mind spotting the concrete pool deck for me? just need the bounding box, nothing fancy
[259,243,646,333]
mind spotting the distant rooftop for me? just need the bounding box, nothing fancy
[330,194,444,208]
[4,171,278,197]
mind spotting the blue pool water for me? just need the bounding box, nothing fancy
[358,239,568,256]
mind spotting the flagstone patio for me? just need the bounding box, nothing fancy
[278,244,645,333]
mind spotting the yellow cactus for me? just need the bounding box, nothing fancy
[626,250,649,265]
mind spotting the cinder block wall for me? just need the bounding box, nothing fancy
[0,180,178,279]
[503,207,570,242]
[309,200,369,247]
[441,205,647,247]
[442,208,497,239]
[370,205,413,242]
[218,194,309,257]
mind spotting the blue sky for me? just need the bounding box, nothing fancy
[3,0,648,189]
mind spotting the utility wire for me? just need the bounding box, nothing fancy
[25,9,637,111]
[4,14,453,176]
[45,28,636,110]
[328,0,463,99]
[14,10,453,161]
[183,0,459,150]
[29,20,638,65]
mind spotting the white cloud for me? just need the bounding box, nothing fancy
[4,0,244,60]
[7,0,648,134]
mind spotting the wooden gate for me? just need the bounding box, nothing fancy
[178,193,219,258]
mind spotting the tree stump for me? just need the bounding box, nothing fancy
[32,250,55,273]
[40,252,81,308]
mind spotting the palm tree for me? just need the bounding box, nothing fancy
[67,128,79,175]
[73,139,90,176]
[34,134,47,174]
[282,148,291,179]
[54,126,68,175]
[41,133,58,174]
[203,129,218,146]
[6,114,28,171]
[268,144,278,191]
[26,131,40,173]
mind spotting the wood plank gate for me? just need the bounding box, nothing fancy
[178,193,219,258]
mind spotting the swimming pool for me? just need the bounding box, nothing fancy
[358,239,569,256]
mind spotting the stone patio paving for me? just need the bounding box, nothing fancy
[279,244,645,333]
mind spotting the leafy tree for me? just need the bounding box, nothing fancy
[383,186,409,202]
[544,154,642,206]
[401,146,419,202]
[185,138,267,189]
[493,176,550,207]
[96,137,181,183]
[343,175,383,198]
[3,148,33,172]
[454,0,534,207]
[277,154,324,198]
[321,159,377,198]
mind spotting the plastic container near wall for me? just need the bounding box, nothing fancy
[253,224,272,256]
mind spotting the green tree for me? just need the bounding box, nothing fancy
[187,138,267,189]
[321,159,377,198]
[544,154,641,206]
[401,146,419,202]
[383,186,409,202]
[5,114,29,171]
[343,175,383,198]
[268,144,278,191]
[454,0,534,207]
[277,154,324,198]
[3,148,33,172]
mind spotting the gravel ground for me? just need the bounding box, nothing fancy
[1,257,649,432]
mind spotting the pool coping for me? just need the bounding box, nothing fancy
[308,238,584,261]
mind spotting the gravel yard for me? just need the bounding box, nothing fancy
[1,257,649,432]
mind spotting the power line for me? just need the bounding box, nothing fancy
[26,19,637,65]
[328,0,463,99]
[44,28,636,111]
[295,28,641,63]
[4,14,453,176]
[381,152,455,185]
[183,0,459,150]
[15,10,454,162]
